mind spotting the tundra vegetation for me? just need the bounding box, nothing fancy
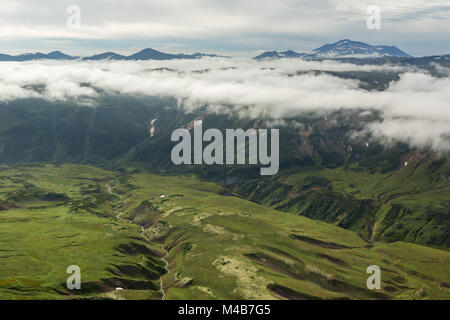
[0,61,449,300]
[0,163,448,300]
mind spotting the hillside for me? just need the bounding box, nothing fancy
[233,159,450,248]
[313,39,411,57]
[0,164,449,299]
[0,95,448,249]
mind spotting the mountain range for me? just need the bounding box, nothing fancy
[0,48,227,62]
[83,48,227,61]
[313,39,411,57]
[0,50,77,61]
[253,50,312,60]
[0,40,444,62]
[0,52,448,300]
[254,39,413,59]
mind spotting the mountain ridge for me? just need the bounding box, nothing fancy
[313,39,411,57]
[2,40,448,62]
[0,50,79,61]
[254,39,414,60]
[0,96,448,249]
[0,48,228,62]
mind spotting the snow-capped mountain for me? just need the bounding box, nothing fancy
[313,39,411,57]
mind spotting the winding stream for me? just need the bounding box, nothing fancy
[106,179,170,300]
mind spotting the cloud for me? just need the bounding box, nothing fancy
[0,58,448,152]
[0,0,448,55]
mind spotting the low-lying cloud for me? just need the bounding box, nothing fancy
[0,58,448,152]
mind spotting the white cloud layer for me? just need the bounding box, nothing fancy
[0,58,449,152]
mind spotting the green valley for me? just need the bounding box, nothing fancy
[0,164,449,299]
[234,155,450,248]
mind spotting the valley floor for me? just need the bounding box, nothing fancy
[0,163,449,299]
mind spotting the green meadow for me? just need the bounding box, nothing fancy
[236,157,450,249]
[0,164,449,299]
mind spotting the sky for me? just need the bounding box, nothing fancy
[0,0,449,57]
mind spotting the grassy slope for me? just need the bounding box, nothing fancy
[0,164,165,300]
[116,168,450,300]
[0,164,449,300]
[236,156,450,248]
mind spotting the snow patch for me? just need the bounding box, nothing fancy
[149,118,157,137]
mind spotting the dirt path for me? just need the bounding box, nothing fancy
[106,179,170,300]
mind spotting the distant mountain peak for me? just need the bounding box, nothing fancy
[313,39,411,57]
[0,51,77,61]
[126,48,225,60]
[253,39,414,60]
[254,50,312,60]
[82,52,126,61]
